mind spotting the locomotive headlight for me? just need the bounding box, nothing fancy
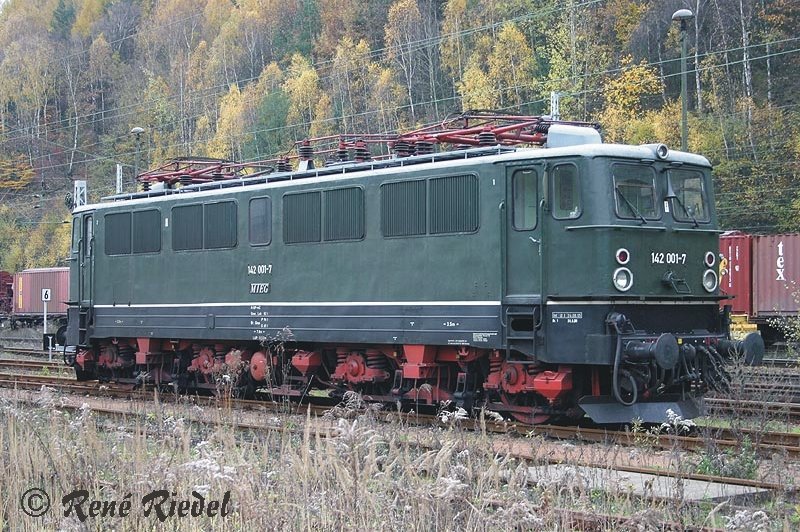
[613,267,634,292]
[702,269,718,292]
[615,248,630,265]
[704,251,716,268]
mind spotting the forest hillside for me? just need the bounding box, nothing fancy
[0,0,797,270]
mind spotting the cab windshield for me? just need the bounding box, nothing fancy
[613,164,659,220]
[668,169,710,223]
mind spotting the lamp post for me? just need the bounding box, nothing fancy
[130,126,145,189]
[672,9,694,152]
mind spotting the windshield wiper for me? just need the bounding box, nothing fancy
[672,194,699,228]
[615,186,647,224]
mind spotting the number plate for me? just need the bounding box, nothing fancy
[651,252,687,265]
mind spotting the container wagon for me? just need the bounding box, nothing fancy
[12,267,70,327]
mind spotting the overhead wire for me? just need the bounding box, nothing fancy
[0,1,796,153]
[18,39,800,176]
[0,0,796,233]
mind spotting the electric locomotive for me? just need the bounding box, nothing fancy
[65,113,763,424]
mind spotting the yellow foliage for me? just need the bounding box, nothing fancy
[207,84,246,160]
[606,0,646,47]
[193,114,212,155]
[72,0,109,38]
[0,205,71,271]
[310,93,335,138]
[203,0,235,36]
[367,66,404,133]
[0,0,59,29]
[0,155,35,190]
[255,62,284,94]
[284,54,321,129]
[600,55,663,142]
[458,59,497,110]
[22,211,71,268]
[487,22,536,108]
[440,0,469,80]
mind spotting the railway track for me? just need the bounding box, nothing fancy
[763,357,800,368]
[0,359,66,371]
[0,369,798,463]
[0,391,732,532]
[706,396,800,422]
[0,346,61,359]
[0,378,792,515]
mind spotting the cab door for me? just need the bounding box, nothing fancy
[502,165,544,356]
[79,213,94,306]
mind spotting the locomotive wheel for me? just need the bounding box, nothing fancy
[499,392,550,425]
[55,324,68,347]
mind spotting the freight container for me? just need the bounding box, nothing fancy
[719,232,752,315]
[0,271,12,314]
[12,267,69,315]
[752,234,800,318]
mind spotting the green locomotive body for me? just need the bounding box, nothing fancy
[66,124,762,424]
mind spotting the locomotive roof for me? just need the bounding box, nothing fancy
[75,143,711,213]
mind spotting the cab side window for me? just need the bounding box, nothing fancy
[512,169,537,230]
[71,218,80,252]
[551,164,580,219]
[84,216,93,257]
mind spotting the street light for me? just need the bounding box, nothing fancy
[672,9,694,152]
[130,126,145,189]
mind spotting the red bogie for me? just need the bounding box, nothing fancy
[291,350,323,375]
[250,351,268,381]
[76,349,94,370]
[484,360,573,405]
[532,367,573,404]
[402,344,438,379]
[332,350,390,385]
[188,347,217,375]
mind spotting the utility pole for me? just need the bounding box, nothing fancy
[672,9,694,152]
[131,127,145,190]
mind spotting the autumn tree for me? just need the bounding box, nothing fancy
[457,57,497,110]
[599,56,663,143]
[384,0,425,123]
[284,54,322,140]
[0,155,36,190]
[487,22,537,110]
[330,37,373,133]
[206,84,246,160]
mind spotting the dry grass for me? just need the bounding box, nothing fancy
[0,388,795,531]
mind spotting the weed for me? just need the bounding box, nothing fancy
[695,436,758,479]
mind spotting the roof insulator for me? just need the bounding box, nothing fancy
[276,158,292,172]
[393,141,412,158]
[415,140,434,155]
[336,140,349,162]
[298,141,314,160]
[353,140,370,162]
[477,130,497,146]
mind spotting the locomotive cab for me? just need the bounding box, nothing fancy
[512,143,764,423]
